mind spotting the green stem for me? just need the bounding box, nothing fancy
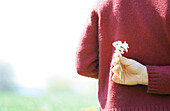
[118,62,123,72]
[118,62,123,80]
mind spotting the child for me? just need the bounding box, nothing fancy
[76,0,170,110]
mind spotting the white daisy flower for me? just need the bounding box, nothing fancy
[122,41,129,52]
[112,41,129,55]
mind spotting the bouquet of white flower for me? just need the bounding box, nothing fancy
[112,41,129,80]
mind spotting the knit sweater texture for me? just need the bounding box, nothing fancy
[76,0,170,110]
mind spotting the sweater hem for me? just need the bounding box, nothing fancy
[99,104,170,111]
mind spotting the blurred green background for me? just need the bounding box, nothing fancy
[0,57,99,111]
[0,0,99,111]
[0,90,98,111]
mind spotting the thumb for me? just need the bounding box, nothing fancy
[120,56,134,66]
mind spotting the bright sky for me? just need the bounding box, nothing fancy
[0,0,97,89]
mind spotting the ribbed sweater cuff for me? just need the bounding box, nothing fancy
[146,65,161,94]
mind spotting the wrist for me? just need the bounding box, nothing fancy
[141,66,148,85]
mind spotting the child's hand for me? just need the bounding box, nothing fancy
[112,53,148,85]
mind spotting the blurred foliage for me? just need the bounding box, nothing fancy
[0,61,16,91]
[47,75,71,92]
[46,75,98,95]
[0,90,99,111]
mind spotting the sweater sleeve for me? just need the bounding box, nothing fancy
[146,65,170,94]
[75,9,99,79]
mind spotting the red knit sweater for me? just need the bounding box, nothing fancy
[76,0,170,110]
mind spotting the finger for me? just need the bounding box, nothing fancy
[112,74,118,82]
[112,57,120,66]
[112,65,120,79]
[112,74,121,83]
[112,64,120,74]
[113,53,121,58]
